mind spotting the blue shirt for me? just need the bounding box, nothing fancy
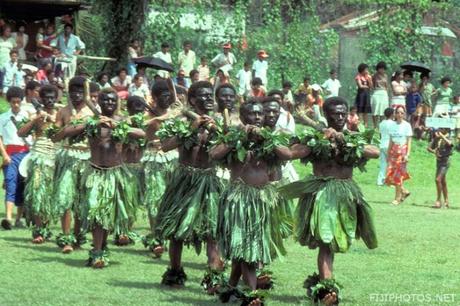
[1,61,22,89]
[406,92,421,115]
[57,33,85,57]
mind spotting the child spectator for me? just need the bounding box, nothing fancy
[111,68,131,100]
[0,87,31,229]
[248,77,266,98]
[405,81,422,124]
[427,126,453,208]
[236,61,252,102]
[197,56,210,81]
[189,69,200,84]
[96,72,111,89]
[321,69,341,98]
[282,81,294,110]
[347,106,360,131]
[377,108,395,185]
[2,50,21,93]
[128,74,151,104]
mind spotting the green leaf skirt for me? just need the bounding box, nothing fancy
[141,150,177,218]
[81,165,138,236]
[53,147,90,217]
[218,181,291,265]
[155,165,222,254]
[25,138,57,222]
[279,175,378,253]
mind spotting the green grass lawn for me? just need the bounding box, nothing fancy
[0,96,459,305]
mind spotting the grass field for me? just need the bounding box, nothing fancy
[0,96,459,305]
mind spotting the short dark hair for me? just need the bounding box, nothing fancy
[64,23,73,30]
[117,68,127,75]
[384,107,394,119]
[262,96,280,105]
[89,82,100,93]
[127,95,145,109]
[97,72,109,82]
[68,76,85,90]
[9,49,18,56]
[244,61,251,66]
[420,73,430,80]
[215,83,236,97]
[151,80,169,98]
[349,106,357,111]
[267,89,284,100]
[330,69,337,75]
[189,69,199,79]
[183,40,191,46]
[133,74,143,81]
[240,99,262,116]
[188,81,213,104]
[303,76,311,82]
[282,81,292,89]
[323,96,348,115]
[6,86,24,101]
[252,77,262,86]
[403,70,413,78]
[375,61,387,70]
[25,80,40,92]
[161,42,170,48]
[440,76,452,84]
[39,84,58,98]
[357,63,368,73]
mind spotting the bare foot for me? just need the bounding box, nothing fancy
[62,245,74,254]
[432,201,442,209]
[116,235,130,246]
[391,199,401,206]
[92,260,106,269]
[321,292,338,305]
[152,245,164,258]
[444,201,449,209]
[257,274,273,289]
[32,236,45,244]
[249,298,263,306]
[206,285,220,295]
[401,190,411,202]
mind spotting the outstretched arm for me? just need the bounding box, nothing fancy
[363,145,379,159]
[209,143,233,161]
[58,123,86,139]
[128,127,146,139]
[161,136,180,152]
[274,143,310,161]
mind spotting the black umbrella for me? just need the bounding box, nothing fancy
[400,61,431,74]
[133,56,174,72]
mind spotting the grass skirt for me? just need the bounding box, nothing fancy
[279,175,377,253]
[81,165,138,235]
[155,165,222,253]
[218,181,290,264]
[53,147,90,217]
[141,150,177,218]
[25,138,57,221]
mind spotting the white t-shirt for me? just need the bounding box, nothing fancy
[276,108,296,134]
[252,60,268,85]
[321,78,341,98]
[178,50,196,75]
[379,119,395,149]
[128,83,150,99]
[389,120,412,145]
[0,109,33,146]
[236,69,252,95]
[153,51,172,78]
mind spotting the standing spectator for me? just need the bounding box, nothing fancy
[248,77,265,98]
[0,25,17,96]
[252,49,269,86]
[419,73,435,116]
[371,61,389,127]
[0,87,31,230]
[354,63,373,128]
[405,82,422,124]
[153,42,172,78]
[173,69,190,89]
[111,68,131,100]
[12,22,28,61]
[36,24,56,63]
[236,62,252,102]
[96,72,111,89]
[321,69,341,98]
[127,39,141,77]
[385,106,412,205]
[197,56,210,81]
[56,24,85,80]
[178,40,196,78]
[189,69,200,84]
[377,108,395,186]
[433,76,452,116]
[2,50,21,93]
[128,74,151,104]
[427,126,453,209]
[391,70,407,109]
[211,42,237,72]
[296,76,312,97]
[347,106,360,131]
[282,81,294,111]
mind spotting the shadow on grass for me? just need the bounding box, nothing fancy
[8,242,61,253]
[410,203,459,210]
[30,256,120,268]
[270,293,305,305]
[2,236,33,244]
[108,280,204,294]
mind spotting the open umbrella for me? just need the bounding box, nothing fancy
[400,61,431,75]
[133,56,174,72]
